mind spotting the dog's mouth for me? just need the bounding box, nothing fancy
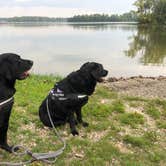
[97,77,106,82]
[19,69,31,80]
[97,70,108,82]
[18,60,33,80]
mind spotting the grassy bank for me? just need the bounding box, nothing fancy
[0,75,166,166]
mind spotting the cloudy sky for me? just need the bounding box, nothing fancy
[0,0,136,18]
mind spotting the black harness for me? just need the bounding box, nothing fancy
[49,87,67,101]
[49,85,87,102]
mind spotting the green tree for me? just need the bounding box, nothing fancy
[68,13,137,22]
[153,0,166,24]
[134,0,154,23]
[134,0,166,24]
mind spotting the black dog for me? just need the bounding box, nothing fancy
[39,62,108,136]
[0,53,33,152]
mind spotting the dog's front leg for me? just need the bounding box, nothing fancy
[0,108,14,153]
[76,109,89,127]
[0,124,13,152]
[69,112,79,136]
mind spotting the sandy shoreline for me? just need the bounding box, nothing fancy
[104,76,166,99]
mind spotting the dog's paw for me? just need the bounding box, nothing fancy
[82,122,89,127]
[0,143,14,153]
[71,130,79,136]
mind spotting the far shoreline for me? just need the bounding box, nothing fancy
[0,21,138,25]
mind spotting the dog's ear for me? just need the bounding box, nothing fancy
[5,69,13,80]
[91,69,101,80]
[0,59,13,80]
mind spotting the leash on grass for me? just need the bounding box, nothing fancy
[0,97,66,166]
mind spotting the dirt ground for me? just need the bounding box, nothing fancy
[104,76,166,99]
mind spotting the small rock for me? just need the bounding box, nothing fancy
[108,77,117,82]
[100,99,106,104]
[75,153,84,158]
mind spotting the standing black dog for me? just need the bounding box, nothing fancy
[39,62,108,136]
[0,53,33,152]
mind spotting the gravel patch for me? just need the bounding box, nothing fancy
[105,76,166,99]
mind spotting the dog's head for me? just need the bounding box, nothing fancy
[80,62,108,82]
[0,53,33,81]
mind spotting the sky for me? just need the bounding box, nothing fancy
[0,0,136,18]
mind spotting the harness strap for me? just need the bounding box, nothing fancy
[0,97,14,107]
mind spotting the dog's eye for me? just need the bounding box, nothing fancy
[17,59,21,62]
[16,59,22,64]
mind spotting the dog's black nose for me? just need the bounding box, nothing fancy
[103,70,108,76]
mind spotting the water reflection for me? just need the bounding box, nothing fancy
[0,22,137,31]
[65,22,137,31]
[0,23,166,77]
[71,24,137,31]
[125,26,166,65]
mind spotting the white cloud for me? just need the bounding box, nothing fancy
[0,0,136,17]
[15,0,30,2]
[0,6,97,17]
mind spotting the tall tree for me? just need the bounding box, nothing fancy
[134,0,166,24]
[134,0,154,23]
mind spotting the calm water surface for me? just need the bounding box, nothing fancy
[0,23,166,77]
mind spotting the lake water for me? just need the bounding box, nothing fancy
[0,22,166,77]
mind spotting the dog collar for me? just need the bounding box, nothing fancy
[0,97,14,107]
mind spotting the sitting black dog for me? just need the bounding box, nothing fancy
[0,53,33,152]
[39,62,108,136]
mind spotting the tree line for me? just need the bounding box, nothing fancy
[0,12,138,23]
[0,16,67,22]
[68,12,138,22]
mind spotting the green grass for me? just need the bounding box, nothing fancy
[0,75,165,166]
[123,131,157,148]
[111,100,125,113]
[119,112,144,128]
[156,121,166,129]
[146,105,161,119]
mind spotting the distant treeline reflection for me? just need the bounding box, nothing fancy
[70,23,137,31]
[125,26,166,65]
